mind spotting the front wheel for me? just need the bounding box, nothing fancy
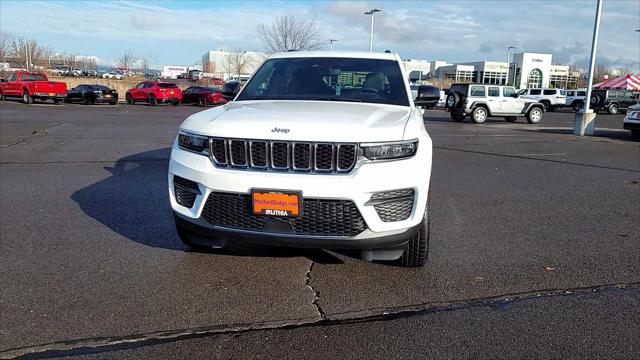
[109,100,117,105]
[398,197,430,267]
[197,97,206,107]
[171,100,180,106]
[126,94,133,104]
[572,101,583,112]
[526,107,543,124]
[607,103,619,115]
[471,107,488,124]
[148,94,157,106]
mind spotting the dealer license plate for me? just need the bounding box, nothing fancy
[252,190,302,217]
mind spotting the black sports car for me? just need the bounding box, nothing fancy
[65,84,118,105]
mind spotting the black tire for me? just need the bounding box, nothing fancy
[548,105,556,112]
[53,99,62,104]
[22,90,33,104]
[450,112,465,122]
[631,129,640,139]
[148,94,157,106]
[197,97,206,107]
[82,94,90,105]
[572,101,583,112]
[607,103,618,115]
[398,195,431,267]
[540,101,550,112]
[590,94,601,105]
[171,100,180,106]
[445,93,459,110]
[109,100,117,105]
[471,106,488,124]
[526,106,543,124]
[504,116,518,122]
[126,94,133,104]
[0,92,5,101]
[89,96,96,105]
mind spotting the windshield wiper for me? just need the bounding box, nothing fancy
[308,97,362,102]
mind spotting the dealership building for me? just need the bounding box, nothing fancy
[431,52,580,89]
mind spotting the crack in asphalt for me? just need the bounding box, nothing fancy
[2,282,638,359]
[0,123,67,149]
[305,261,326,320]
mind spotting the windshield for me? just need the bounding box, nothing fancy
[236,57,410,106]
[158,83,178,88]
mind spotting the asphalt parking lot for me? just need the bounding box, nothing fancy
[0,101,638,359]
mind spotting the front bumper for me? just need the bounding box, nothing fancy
[623,120,640,130]
[168,137,432,250]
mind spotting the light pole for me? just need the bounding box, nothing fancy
[505,46,516,86]
[329,39,338,51]
[574,0,602,136]
[364,8,381,52]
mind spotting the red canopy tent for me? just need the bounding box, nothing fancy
[593,74,640,90]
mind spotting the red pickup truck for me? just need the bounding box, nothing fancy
[0,71,67,104]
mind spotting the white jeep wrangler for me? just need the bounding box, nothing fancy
[519,88,567,111]
[445,84,544,124]
[169,51,433,267]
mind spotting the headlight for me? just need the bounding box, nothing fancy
[178,132,209,153]
[361,139,418,160]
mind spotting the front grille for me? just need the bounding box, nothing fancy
[201,192,367,237]
[174,176,200,208]
[209,138,357,173]
[370,189,414,222]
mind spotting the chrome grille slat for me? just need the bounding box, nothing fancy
[229,139,248,167]
[207,138,356,173]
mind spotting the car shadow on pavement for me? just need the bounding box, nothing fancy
[70,148,344,265]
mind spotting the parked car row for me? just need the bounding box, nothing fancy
[0,71,241,107]
[50,66,97,77]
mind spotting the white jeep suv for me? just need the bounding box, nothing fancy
[445,84,544,124]
[168,51,433,267]
[519,88,567,111]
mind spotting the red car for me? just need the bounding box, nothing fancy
[0,71,67,104]
[125,81,182,106]
[181,86,228,107]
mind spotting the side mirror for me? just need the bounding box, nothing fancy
[512,93,519,98]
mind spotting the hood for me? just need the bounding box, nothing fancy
[180,100,413,142]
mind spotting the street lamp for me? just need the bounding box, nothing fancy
[364,8,381,52]
[505,46,516,86]
[573,0,602,136]
[329,39,338,51]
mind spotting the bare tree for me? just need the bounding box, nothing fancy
[222,51,235,79]
[257,16,324,53]
[138,56,149,70]
[118,49,136,69]
[41,46,54,69]
[0,32,12,65]
[10,36,43,70]
[593,63,609,82]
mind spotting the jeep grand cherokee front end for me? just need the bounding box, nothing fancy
[168,51,433,267]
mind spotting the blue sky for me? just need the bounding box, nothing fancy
[1,0,638,71]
